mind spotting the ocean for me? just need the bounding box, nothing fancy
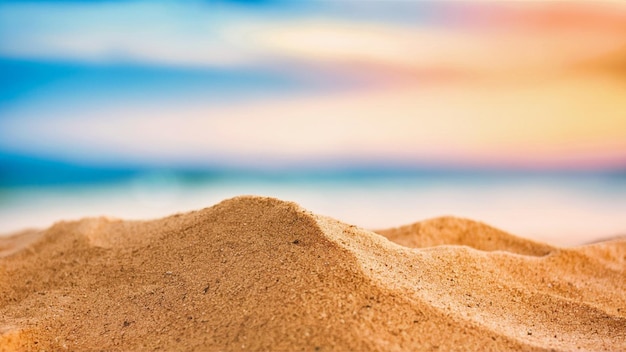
[1,169,624,246]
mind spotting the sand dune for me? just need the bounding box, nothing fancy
[376,216,555,256]
[0,196,624,351]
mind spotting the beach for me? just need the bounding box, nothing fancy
[0,196,624,351]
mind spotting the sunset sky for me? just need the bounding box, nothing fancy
[1,0,625,171]
[1,1,626,241]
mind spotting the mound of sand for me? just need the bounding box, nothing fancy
[1,196,624,351]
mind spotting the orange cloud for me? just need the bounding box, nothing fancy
[467,2,626,34]
[245,7,626,83]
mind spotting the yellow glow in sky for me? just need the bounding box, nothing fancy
[5,71,625,168]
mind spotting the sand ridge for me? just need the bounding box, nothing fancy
[0,196,624,351]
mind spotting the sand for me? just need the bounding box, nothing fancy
[0,196,624,351]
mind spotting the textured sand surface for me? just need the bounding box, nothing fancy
[0,196,624,351]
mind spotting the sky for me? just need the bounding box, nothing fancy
[1,0,625,171]
[1,1,626,241]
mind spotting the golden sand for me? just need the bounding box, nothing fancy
[1,196,624,351]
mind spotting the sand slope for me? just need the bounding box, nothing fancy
[0,196,624,351]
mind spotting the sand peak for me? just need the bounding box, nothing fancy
[1,196,624,351]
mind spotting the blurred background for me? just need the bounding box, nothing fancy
[1,0,625,245]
